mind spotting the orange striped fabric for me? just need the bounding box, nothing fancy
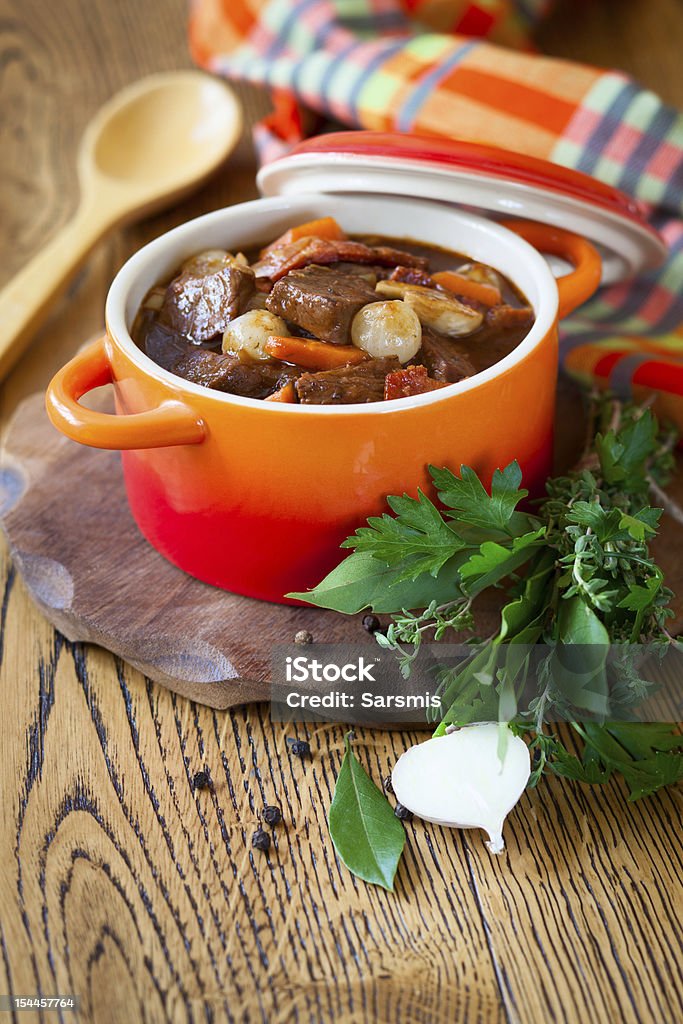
[188,0,683,429]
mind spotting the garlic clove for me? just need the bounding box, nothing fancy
[391,724,530,854]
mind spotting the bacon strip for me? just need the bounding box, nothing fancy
[384,365,449,401]
[389,265,435,289]
[252,237,429,281]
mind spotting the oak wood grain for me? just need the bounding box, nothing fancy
[1,1,682,1023]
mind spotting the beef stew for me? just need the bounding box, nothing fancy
[132,216,535,405]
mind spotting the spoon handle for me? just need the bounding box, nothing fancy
[0,202,109,379]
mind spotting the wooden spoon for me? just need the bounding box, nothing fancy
[0,70,242,378]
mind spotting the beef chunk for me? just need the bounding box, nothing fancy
[266,265,379,344]
[172,349,299,399]
[384,365,449,400]
[420,328,475,383]
[331,262,380,285]
[295,357,400,405]
[172,349,236,390]
[252,237,429,282]
[142,322,196,372]
[160,257,255,343]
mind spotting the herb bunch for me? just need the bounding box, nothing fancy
[291,396,683,800]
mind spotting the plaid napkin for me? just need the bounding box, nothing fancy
[189,0,683,424]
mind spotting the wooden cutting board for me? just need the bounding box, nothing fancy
[1,381,681,708]
[0,390,387,707]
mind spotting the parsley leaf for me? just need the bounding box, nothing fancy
[617,575,663,612]
[341,490,467,581]
[595,409,658,490]
[458,528,546,597]
[430,461,530,536]
[618,510,659,541]
[565,502,623,542]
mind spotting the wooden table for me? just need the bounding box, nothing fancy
[1,2,681,1021]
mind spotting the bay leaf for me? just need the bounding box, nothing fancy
[328,734,406,891]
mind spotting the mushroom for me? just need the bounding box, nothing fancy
[182,249,229,274]
[376,281,483,337]
[222,310,289,361]
[351,300,422,363]
[391,724,530,854]
[375,279,415,300]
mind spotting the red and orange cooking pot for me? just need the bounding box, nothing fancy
[45,134,664,603]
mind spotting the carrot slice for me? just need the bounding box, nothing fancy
[432,271,501,308]
[384,365,449,401]
[265,336,367,370]
[260,217,347,257]
[264,381,297,403]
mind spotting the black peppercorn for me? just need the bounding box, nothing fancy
[252,827,271,852]
[362,614,380,634]
[288,738,311,758]
[263,805,282,827]
[394,803,413,821]
[383,775,394,795]
[192,770,211,790]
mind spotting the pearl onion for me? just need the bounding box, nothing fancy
[222,310,289,362]
[351,301,421,364]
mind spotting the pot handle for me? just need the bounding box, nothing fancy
[500,220,602,318]
[45,337,206,450]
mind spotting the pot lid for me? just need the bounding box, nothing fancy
[257,132,666,285]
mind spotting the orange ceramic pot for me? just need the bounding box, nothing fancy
[45,193,601,602]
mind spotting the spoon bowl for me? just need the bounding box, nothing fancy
[0,71,242,378]
[83,71,242,210]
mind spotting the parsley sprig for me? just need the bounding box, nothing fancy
[290,396,682,800]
